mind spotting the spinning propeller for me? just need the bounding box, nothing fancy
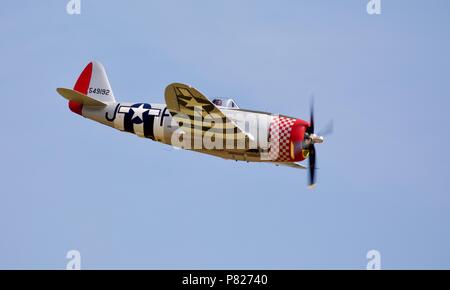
[293,99,333,188]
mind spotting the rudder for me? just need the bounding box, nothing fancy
[73,61,116,104]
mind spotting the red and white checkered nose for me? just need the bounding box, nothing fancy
[268,117,308,162]
[268,116,296,162]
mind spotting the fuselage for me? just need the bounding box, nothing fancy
[74,101,310,163]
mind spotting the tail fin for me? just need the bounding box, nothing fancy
[62,61,116,115]
[73,61,116,103]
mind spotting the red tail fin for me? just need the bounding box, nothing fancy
[74,62,93,94]
[69,62,93,115]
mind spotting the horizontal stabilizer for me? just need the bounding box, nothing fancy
[57,88,107,107]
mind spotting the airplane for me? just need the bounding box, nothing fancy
[57,61,331,187]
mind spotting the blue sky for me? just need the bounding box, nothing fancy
[1,0,450,269]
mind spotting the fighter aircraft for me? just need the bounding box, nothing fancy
[57,61,331,187]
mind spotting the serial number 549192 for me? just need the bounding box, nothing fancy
[89,87,110,95]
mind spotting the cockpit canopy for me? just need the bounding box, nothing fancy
[212,98,239,109]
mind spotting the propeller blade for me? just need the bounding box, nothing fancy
[308,144,316,188]
[306,98,314,135]
[318,119,334,137]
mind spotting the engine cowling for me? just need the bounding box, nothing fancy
[289,119,310,162]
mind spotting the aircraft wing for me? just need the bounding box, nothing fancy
[275,162,307,169]
[164,83,252,146]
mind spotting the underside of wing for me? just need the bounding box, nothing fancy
[275,162,307,169]
[164,83,251,147]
